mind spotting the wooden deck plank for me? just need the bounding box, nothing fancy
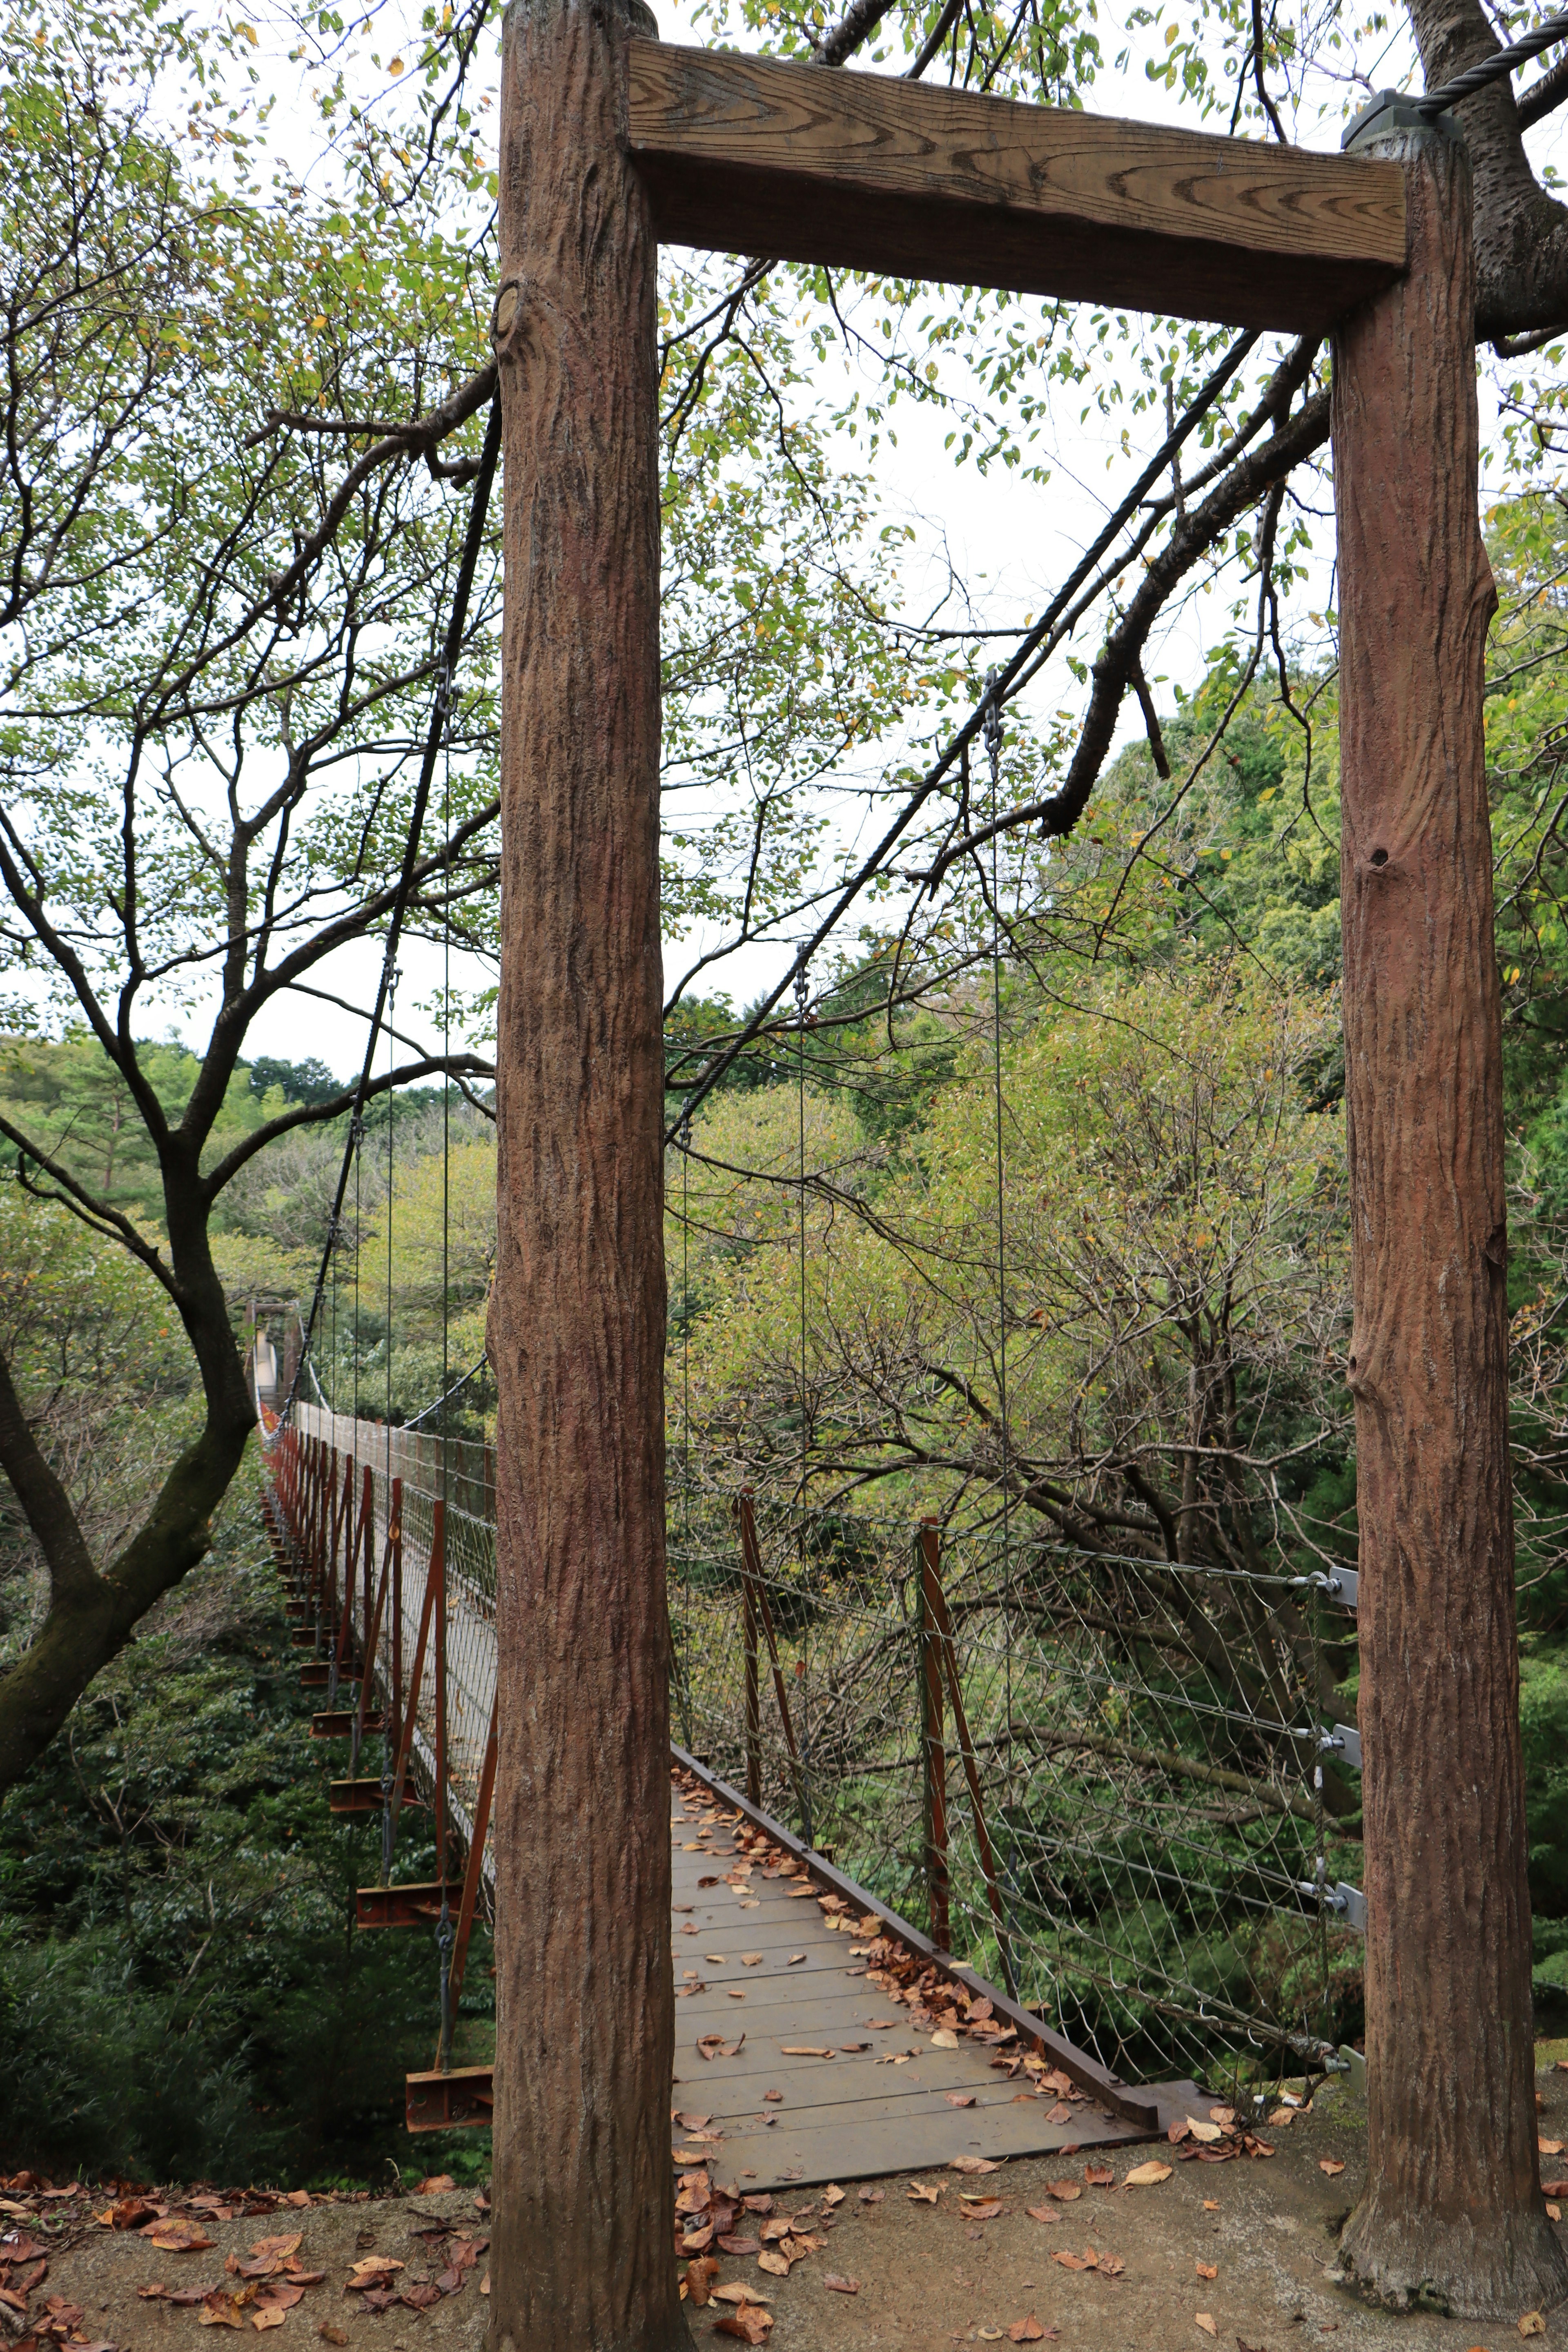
[667,1777,1193,2190]
[626,41,1406,332]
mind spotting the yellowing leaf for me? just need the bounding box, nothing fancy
[1124,2162,1172,2187]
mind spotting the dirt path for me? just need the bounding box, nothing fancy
[8,2056,1568,2352]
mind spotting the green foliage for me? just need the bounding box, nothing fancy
[0,1488,493,2182]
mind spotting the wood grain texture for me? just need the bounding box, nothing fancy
[666,1788,1172,2189]
[1331,127,1568,2321]
[487,0,684,2346]
[625,42,1405,331]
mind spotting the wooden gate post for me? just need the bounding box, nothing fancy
[486,0,677,2342]
[1332,112,1568,2316]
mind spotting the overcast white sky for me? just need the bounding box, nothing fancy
[124,0,1568,1080]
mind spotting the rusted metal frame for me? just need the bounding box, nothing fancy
[352,1511,395,1779]
[302,1441,320,1624]
[437,1696,499,2073]
[330,1777,390,1811]
[669,1740,1168,2131]
[738,1492,809,1828]
[314,1711,386,1738]
[390,1477,404,1760]
[918,1519,952,1952]
[405,2063,493,2132]
[357,1878,463,1928]
[922,1559,1018,2000]
[381,1479,405,1887]
[434,1497,449,1889]
[385,1497,443,1877]
[742,1570,761,1806]
[328,1463,368,1707]
[359,1463,375,1708]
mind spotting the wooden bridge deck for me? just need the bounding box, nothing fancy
[669,1763,1195,2192]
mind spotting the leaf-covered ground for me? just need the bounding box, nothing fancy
[9,2065,1568,2352]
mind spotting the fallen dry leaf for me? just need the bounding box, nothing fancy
[685,2258,721,2308]
[950,2157,999,2175]
[415,2178,455,2196]
[1186,2120,1224,2144]
[756,2250,792,2278]
[741,1954,763,1968]
[822,2186,845,2208]
[198,2294,247,2330]
[788,1955,806,1966]
[1097,2255,1125,2278]
[931,2029,960,2049]
[857,2188,884,2204]
[946,2094,977,2109]
[780,2047,832,2058]
[315,2328,347,2345]
[1543,2179,1568,2197]
[250,2240,303,2262]
[1195,2262,1217,2280]
[1124,2163,1172,2188]
[1053,2252,1090,2272]
[1083,2165,1114,2187]
[145,2223,215,2254]
[714,2306,773,2343]
[711,2285,771,2307]
[250,2310,286,2332]
[1008,2321,1047,2345]
[1044,2181,1080,2203]
[907,2183,944,2204]
[1540,2140,1564,2157]
[1202,2201,1219,2212]
[1519,2316,1546,2340]
[1319,2160,1345,2178]
[1196,2317,1218,2338]
[962,2200,1004,2222]
[823,2276,860,2295]
[1168,2119,1191,2144]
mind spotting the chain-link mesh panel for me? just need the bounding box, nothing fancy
[670,1489,1361,2092]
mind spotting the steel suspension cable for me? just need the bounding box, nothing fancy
[795,964,814,1849]
[983,673,1019,2003]
[280,394,503,1425]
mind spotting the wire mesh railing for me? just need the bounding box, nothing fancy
[255,1352,1363,2101]
[669,1490,1364,2096]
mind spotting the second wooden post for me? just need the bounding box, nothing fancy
[1332,109,1568,2318]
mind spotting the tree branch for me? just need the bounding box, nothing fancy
[0,1339,105,1609]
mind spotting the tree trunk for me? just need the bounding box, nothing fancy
[485,0,682,2344]
[1333,120,1567,2320]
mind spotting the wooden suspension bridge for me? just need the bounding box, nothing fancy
[256,1391,1200,2187]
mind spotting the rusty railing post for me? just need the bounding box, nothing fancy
[918,1517,951,1951]
[740,1492,761,1805]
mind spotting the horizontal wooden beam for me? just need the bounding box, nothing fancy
[626,44,1405,332]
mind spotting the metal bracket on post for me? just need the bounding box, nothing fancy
[1341,89,1466,149]
[1320,1723,1362,1771]
[1299,1875,1368,1933]
[1296,1566,1359,1612]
